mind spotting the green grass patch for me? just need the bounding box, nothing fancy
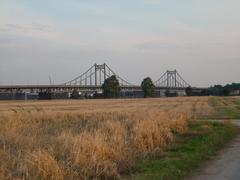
[127,121,238,180]
[208,97,240,119]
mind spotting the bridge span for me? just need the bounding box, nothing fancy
[0,85,192,92]
[0,63,206,99]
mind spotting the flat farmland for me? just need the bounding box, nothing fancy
[0,97,239,179]
[0,97,213,116]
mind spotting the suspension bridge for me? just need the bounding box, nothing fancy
[0,63,204,98]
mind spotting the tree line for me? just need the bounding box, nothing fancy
[186,83,240,96]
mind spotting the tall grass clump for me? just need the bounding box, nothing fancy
[27,151,63,180]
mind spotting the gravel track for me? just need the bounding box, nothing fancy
[188,120,240,180]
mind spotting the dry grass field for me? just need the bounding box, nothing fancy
[0,97,235,179]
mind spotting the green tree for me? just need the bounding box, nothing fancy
[165,89,170,97]
[141,77,155,98]
[222,88,231,96]
[185,86,193,96]
[102,75,120,98]
[71,89,80,99]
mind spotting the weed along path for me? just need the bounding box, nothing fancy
[188,120,240,180]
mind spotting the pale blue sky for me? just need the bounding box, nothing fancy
[0,0,240,86]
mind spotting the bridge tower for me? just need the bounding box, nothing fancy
[166,70,177,87]
[94,63,107,86]
[63,63,132,87]
[155,70,190,88]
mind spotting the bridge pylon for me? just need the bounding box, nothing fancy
[155,70,190,88]
[63,63,133,87]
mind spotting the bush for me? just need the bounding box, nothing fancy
[102,75,120,98]
[141,77,155,98]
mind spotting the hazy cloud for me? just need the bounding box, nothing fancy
[0,23,53,33]
[0,0,240,86]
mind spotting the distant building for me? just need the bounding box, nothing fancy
[229,90,240,96]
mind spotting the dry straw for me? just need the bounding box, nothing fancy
[0,97,209,179]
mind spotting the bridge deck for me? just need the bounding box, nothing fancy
[0,85,206,91]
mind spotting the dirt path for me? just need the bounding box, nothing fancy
[188,120,240,180]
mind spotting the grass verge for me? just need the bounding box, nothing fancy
[127,121,238,180]
[208,97,240,119]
